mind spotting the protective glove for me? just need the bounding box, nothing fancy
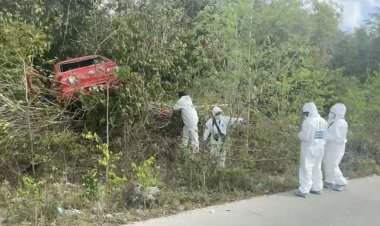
[202,140,208,149]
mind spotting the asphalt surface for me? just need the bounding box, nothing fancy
[125,176,380,226]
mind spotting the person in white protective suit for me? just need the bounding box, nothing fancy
[296,102,327,198]
[323,103,348,192]
[173,91,200,153]
[203,106,245,168]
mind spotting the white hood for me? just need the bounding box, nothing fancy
[330,103,346,119]
[212,106,222,117]
[302,102,319,117]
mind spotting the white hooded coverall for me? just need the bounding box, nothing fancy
[203,106,244,168]
[173,95,200,153]
[323,103,348,186]
[298,102,327,194]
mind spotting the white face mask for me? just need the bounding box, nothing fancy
[328,112,335,121]
[214,115,221,121]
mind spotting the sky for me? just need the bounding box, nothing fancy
[336,0,380,31]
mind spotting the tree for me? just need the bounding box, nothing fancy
[0,16,51,177]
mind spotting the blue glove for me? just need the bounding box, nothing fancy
[203,140,208,147]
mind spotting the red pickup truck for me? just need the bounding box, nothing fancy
[28,55,119,103]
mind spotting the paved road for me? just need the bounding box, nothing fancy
[126,176,380,226]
